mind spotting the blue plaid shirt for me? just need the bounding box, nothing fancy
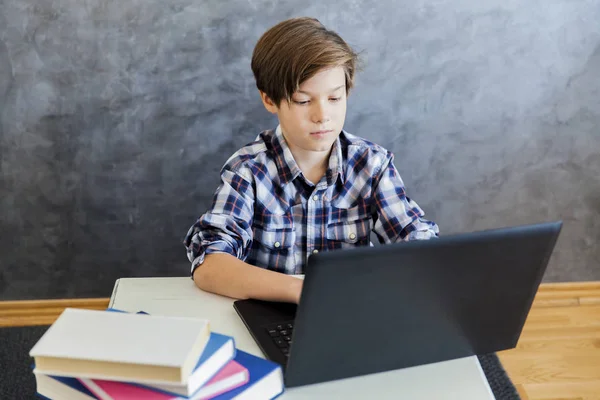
[184,126,439,275]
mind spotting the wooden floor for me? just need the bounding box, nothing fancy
[1,281,599,399]
[498,281,600,400]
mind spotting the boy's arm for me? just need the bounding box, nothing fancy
[371,152,439,243]
[193,253,303,303]
[185,167,302,303]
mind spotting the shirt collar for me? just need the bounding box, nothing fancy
[272,125,345,186]
[272,125,302,184]
[325,132,344,185]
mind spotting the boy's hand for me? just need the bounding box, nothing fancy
[194,253,305,304]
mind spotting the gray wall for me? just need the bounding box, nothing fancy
[1,0,599,300]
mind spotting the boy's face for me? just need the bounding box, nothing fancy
[260,67,347,157]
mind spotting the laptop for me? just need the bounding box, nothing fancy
[233,221,562,387]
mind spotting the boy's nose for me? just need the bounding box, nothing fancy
[312,103,330,124]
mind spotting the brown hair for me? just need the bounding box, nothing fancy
[251,17,360,106]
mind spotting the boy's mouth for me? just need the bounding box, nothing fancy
[310,130,333,135]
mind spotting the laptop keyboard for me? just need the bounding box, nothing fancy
[264,321,294,358]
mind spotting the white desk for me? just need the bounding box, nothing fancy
[109,277,495,400]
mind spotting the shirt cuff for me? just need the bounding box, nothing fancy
[407,229,439,240]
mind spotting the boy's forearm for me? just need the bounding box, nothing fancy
[193,253,303,303]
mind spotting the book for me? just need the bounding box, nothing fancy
[30,308,210,385]
[73,350,283,400]
[102,310,236,396]
[80,359,249,400]
[211,350,283,400]
[33,372,97,400]
[144,332,236,396]
[80,332,237,397]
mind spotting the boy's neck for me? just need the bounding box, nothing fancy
[291,148,331,185]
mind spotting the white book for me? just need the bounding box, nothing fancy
[33,373,97,400]
[30,308,210,385]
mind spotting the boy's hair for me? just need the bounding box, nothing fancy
[251,17,360,106]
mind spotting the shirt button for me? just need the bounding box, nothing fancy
[312,195,319,201]
[349,233,357,240]
[312,249,319,254]
[274,241,281,248]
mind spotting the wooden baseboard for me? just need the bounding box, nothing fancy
[0,298,110,327]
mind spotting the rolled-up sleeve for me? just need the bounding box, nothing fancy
[372,152,439,243]
[184,169,254,275]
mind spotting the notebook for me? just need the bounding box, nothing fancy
[234,221,562,387]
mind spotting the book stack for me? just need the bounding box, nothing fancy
[29,308,284,400]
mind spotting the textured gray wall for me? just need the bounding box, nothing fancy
[1,0,599,300]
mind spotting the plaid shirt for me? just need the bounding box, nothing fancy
[184,126,439,275]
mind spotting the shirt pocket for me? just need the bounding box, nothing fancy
[252,213,297,273]
[326,205,373,250]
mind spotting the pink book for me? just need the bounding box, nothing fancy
[79,360,249,400]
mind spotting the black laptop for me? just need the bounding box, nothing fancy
[233,221,562,387]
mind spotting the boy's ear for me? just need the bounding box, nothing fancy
[259,91,279,114]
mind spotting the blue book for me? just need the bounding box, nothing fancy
[211,350,284,400]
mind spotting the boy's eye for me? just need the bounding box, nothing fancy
[293,98,341,105]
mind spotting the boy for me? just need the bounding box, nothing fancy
[184,17,439,304]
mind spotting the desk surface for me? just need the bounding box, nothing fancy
[108,277,495,400]
[2,280,599,400]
